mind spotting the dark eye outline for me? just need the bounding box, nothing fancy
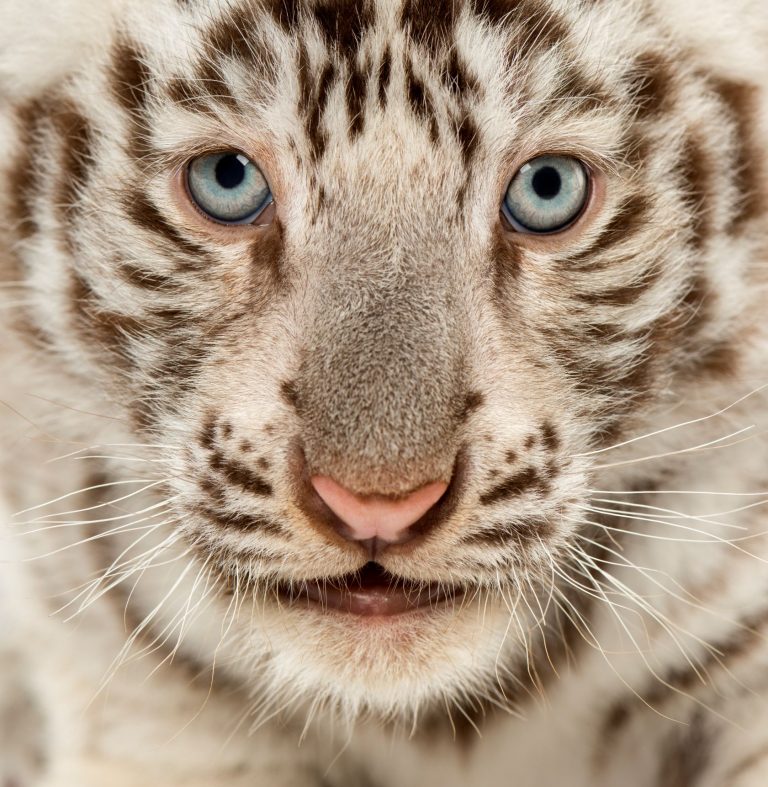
[184,151,274,226]
[500,155,592,236]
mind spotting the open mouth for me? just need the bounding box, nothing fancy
[278,562,463,617]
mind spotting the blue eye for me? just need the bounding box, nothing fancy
[187,152,272,224]
[502,155,589,234]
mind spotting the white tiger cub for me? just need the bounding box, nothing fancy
[1,0,768,784]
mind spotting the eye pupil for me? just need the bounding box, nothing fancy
[215,155,247,189]
[531,166,561,200]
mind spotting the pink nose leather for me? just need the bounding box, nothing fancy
[310,476,449,543]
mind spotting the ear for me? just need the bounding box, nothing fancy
[0,0,127,100]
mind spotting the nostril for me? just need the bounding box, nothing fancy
[310,476,449,544]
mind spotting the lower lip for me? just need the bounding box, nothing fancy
[278,566,462,617]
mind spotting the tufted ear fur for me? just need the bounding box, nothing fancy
[0,0,128,99]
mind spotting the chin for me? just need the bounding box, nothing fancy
[231,573,516,721]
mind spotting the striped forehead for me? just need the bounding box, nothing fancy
[118,0,642,173]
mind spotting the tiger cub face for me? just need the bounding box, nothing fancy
[4,0,762,717]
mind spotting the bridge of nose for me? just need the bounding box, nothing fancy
[310,475,449,543]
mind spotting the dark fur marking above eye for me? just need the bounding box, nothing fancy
[257,457,270,470]
[523,434,537,450]
[110,40,152,115]
[296,42,312,111]
[480,466,542,505]
[505,450,517,464]
[166,76,219,117]
[709,77,766,232]
[207,7,259,64]
[305,61,336,160]
[405,60,439,144]
[378,45,392,106]
[400,0,458,51]
[514,3,569,53]
[346,62,367,138]
[467,0,515,26]
[194,59,238,110]
[444,50,480,97]
[313,1,375,60]
[548,65,607,112]
[454,112,479,169]
[267,0,302,31]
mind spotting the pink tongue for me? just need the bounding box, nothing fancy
[310,476,448,543]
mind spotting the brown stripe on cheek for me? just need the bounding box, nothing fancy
[575,264,662,306]
[9,99,47,241]
[674,135,714,250]
[709,77,767,232]
[490,229,522,305]
[566,195,651,266]
[119,263,178,291]
[51,101,95,250]
[70,269,143,363]
[250,219,285,288]
[126,191,211,261]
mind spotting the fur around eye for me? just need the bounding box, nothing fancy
[186,152,272,224]
[502,155,589,234]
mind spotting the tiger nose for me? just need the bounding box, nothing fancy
[310,476,449,543]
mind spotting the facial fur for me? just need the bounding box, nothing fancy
[1,0,767,735]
